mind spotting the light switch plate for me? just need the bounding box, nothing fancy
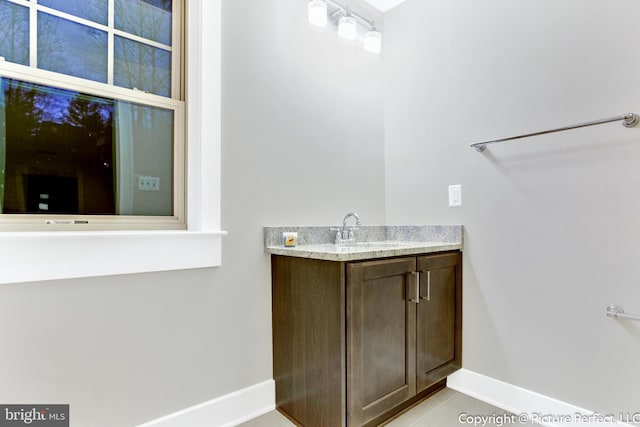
[448,185,462,207]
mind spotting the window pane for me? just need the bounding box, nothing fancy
[115,0,172,46]
[38,0,108,25]
[114,36,171,97]
[38,12,107,83]
[114,102,173,216]
[0,77,174,216]
[1,78,115,214]
[0,1,29,65]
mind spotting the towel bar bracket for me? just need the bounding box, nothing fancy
[606,304,640,322]
[623,113,640,128]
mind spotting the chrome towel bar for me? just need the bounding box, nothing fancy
[606,305,640,322]
[471,113,639,152]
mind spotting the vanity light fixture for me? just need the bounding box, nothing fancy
[307,0,382,54]
[308,0,328,27]
[363,27,382,54]
[337,13,357,40]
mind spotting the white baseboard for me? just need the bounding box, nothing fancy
[136,379,275,427]
[135,371,635,427]
[448,369,633,427]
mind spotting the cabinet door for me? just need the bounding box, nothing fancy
[272,256,346,427]
[416,252,462,393]
[347,257,417,427]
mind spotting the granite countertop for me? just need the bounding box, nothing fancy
[264,225,463,262]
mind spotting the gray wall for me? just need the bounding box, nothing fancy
[5,0,636,424]
[384,0,640,414]
[0,1,385,426]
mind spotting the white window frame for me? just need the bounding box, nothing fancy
[0,0,224,285]
[0,0,185,229]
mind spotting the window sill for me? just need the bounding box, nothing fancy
[0,230,226,285]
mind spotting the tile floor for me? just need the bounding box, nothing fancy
[239,388,541,426]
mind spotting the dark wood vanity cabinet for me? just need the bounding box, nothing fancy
[272,251,462,427]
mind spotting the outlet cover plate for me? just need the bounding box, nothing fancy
[138,176,160,191]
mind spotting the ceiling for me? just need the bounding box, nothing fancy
[362,0,407,12]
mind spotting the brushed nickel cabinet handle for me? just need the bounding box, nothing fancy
[407,272,420,304]
[421,271,431,301]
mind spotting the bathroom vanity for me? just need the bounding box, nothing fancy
[265,226,463,427]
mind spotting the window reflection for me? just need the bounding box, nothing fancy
[115,0,172,45]
[1,79,114,214]
[38,13,108,83]
[0,0,174,98]
[114,36,171,96]
[38,0,108,25]
[0,78,174,216]
[114,101,174,216]
[0,1,29,65]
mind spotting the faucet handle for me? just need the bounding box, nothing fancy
[329,227,342,244]
[348,227,358,244]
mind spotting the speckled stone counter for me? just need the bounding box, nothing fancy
[264,225,463,261]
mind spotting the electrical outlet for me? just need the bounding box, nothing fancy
[138,176,160,191]
[448,185,462,207]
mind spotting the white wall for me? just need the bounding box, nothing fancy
[384,0,640,415]
[0,0,385,425]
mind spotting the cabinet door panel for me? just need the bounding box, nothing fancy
[416,252,462,393]
[362,275,409,404]
[348,257,417,427]
[272,256,346,427]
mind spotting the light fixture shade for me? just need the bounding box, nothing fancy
[308,0,327,27]
[364,29,382,54]
[337,15,357,40]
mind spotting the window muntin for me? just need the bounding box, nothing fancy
[0,0,184,230]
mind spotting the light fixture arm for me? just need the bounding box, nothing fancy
[330,7,344,20]
[326,0,377,31]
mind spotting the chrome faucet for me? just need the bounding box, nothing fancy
[330,212,362,245]
[342,212,361,237]
[337,212,361,245]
